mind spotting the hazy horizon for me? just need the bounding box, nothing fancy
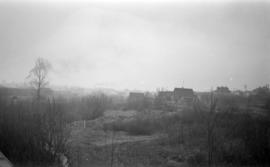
[0,0,269,91]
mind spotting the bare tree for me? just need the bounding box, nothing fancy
[27,57,51,101]
[206,92,218,167]
[193,91,218,167]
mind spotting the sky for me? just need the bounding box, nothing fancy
[0,0,269,91]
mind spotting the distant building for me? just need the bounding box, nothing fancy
[215,86,231,94]
[173,88,194,100]
[173,88,195,105]
[156,88,195,111]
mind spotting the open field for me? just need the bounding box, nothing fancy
[1,89,270,167]
[68,110,169,167]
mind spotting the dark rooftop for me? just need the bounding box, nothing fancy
[174,88,194,97]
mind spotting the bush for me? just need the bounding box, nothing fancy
[81,94,111,120]
[104,118,156,135]
[216,139,250,164]
[186,150,207,166]
[0,97,69,165]
[213,112,270,165]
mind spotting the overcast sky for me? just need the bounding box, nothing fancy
[0,0,269,91]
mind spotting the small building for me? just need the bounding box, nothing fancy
[156,88,195,111]
[174,88,194,100]
[173,88,195,106]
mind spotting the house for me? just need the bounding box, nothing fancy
[174,88,194,100]
[173,88,195,105]
[0,151,13,167]
[156,88,195,110]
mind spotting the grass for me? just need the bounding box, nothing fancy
[103,111,184,136]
